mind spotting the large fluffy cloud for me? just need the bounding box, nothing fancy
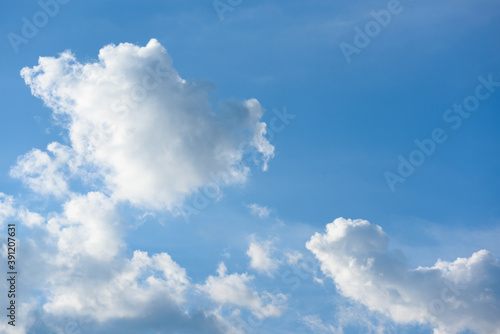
[306,218,500,334]
[39,248,229,334]
[7,191,233,334]
[18,39,274,210]
[3,39,282,333]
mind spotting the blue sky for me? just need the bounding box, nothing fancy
[1,0,500,333]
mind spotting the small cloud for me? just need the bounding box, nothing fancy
[313,276,324,285]
[246,235,279,276]
[10,142,77,198]
[197,262,287,319]
[247,203,271,219]
[273,218,286,228]
[17,208,44,228]
[285,250,304,266]
[221,248,231,259]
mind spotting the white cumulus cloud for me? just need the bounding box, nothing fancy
[19,39,274,211]
[306,217,500,334]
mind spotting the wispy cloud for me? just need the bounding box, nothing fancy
[247,203,271,219]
